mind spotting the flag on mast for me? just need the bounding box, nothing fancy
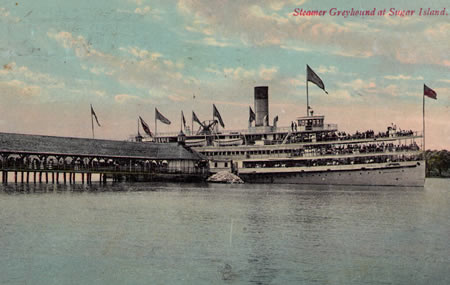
[273,115,278,126]
[307,65,328,94]
[139,116,153,137]
[155,108,171,125]
[91,105,101,127]
[249,106,256,123]
[192,111,203,126]
[213,104,225,128]
[424,84,437,99]
[181,111,186,128]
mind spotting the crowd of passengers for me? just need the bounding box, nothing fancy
[289,127,415,144]
[316,128,415,142]
[301,142,420,157]
[245,154,421,169]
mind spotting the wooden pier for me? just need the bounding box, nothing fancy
[0,132,209,184]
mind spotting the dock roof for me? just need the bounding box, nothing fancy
[0,132,204,161]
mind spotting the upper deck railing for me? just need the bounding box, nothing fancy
[156,124,339,137]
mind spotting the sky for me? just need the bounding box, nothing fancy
[0,0,449,149]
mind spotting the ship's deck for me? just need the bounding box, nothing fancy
[196,134,422,152]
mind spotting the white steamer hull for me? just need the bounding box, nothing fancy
[238,161,425,187]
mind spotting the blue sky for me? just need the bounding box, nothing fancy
[0,0,449,149]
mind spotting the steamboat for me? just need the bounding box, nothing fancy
[150,86,424,187]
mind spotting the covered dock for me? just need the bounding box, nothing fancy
[0,132,209,184]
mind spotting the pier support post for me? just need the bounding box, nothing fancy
[82,173,85,184]
[52,172,54,184]
[64,173,66,184]
[56,173,59,184]
[21,172,24,183]
[14,172,17,183]
[45,172,48,184]
[26,172,29,184]
[39,172,42,183]
[34,172,36,184]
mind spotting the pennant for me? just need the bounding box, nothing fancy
[192,111,203,127]
[213,104,225,128]
[307,65,328,94]
[424,84,437,99]
[91,105,101,127]
[139,116,153,137]
[249,106,256,123]
[155,108,171,125]
[181,111,186,128]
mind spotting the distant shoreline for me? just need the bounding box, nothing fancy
[425,150,450,178]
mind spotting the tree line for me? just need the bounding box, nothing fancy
[425,150,450,177]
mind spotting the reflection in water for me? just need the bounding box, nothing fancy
[0,180,448,285]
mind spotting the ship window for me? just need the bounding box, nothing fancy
[224,162,228,168]
[214,162,218,168]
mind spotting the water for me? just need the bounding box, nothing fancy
[0,179,449,285]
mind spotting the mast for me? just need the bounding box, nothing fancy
[306,80,309,117]
[423,91,425,151]
[90,104,95,139]
[306,65,309,117]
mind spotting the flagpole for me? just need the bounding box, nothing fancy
[423,92,425,152]
[91,104,95,139]
[180,111,182,132]
[306,78,309,117]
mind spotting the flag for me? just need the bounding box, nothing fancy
[273,115,278,126]
[155,108,171,125]
[307,65,328,94]
[139,116,153,137]
[192,111,203,126]
[181,111,186,128]
[249,107,256,123]
[91,105,101,127]
[424,84,437,99]
[213,104,225,128]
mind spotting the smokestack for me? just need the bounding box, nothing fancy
[254,86,269,127]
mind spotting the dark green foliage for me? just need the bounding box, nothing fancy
[425,150,450,177]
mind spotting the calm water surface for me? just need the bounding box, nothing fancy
[0,179,449,285]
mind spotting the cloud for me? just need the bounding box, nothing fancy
[206,65,278,81]
[119,46,162,60]
[0,80,41,97]
[280,45,309,52]
[114,94,140,103]
[384,74,424,81]
[135,6,151,15]
[93,90,106,97]
[317,65,338,74]
[177,0,449,66]
[168,94,187,102]
[223,67,256,80]
[202,37,231,47]
[259,66,278,81]
[0,7,20,22]
[0,62,64,90]
[48,31,196,100]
